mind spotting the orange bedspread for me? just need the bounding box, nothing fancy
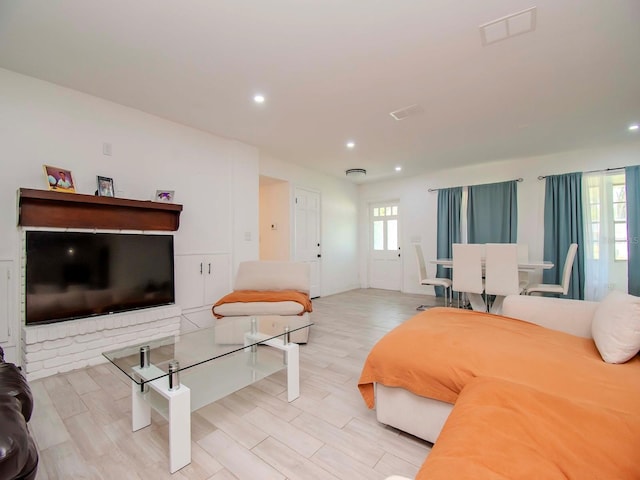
[357,307,640,414]
[417,377,640,480]
[212,290,312,319]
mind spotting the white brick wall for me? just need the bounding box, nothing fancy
[21,305,181,381]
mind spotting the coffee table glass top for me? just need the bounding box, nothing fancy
[102,317,312,386]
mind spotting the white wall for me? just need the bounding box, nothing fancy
[359,139,640,296]
[260,153,360,296]
[0,68,259,355]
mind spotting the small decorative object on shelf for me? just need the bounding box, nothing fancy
[96,176,115,197]
[155,190,175,203]
[43,165,75,193]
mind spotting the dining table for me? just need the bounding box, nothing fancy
[431,258,554,271]
[430,258,554,313]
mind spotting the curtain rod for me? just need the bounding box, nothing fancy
[537,167,625,180]
[428,177,523,193]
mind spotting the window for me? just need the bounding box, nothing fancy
[612,182,627,261]
[585,174,627,261]
[371,203,399,251]
[587,183,601,260]
[582,172,628,300]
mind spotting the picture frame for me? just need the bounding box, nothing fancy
[155,190,175,203]
[43,165,75,193]
[97,176,115,197]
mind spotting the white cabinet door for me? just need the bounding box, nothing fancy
[175,254,231,311]
[175,255,205,310]
[203,254,231,305]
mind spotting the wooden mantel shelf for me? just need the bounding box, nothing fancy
[18,188,183,231]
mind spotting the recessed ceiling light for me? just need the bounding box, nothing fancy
[253,94,265,104]
[346,141,355,149]
[629,124,639,131]
[395,166,402,172]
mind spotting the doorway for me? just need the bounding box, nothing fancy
[258,178,321,298]
[259,176,290,261]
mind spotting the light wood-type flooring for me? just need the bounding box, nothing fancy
[30,289,443,479]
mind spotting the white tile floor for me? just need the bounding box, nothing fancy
[30,289,440,479]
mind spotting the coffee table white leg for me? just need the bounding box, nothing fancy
[131,382,151,431]
[168,385,191,473]
[285,343,300,402]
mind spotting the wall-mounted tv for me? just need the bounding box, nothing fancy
[25,231,175,325]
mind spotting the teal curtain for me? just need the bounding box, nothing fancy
[626,165,640,296]
[467,180,518,243]
[543,172,584,299]
[435,187,462,297]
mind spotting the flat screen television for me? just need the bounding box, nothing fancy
[25,231,175,325]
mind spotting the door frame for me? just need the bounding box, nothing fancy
[367,199,402,290]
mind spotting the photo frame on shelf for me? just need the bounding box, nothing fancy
[96,176,115,197]
[155,190,175,203]
[43,165,75,193]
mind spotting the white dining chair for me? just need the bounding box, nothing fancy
[414,243,452,309]
[452,243,485,311]
[525,243,578,296]
[484,243,523,314]
[516,243,530,290]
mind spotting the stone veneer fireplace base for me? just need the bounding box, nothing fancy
[22,305,181,381]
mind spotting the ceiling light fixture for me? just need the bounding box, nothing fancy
[346,141,355,149]
[253,94,265,104]
[345,168,366,178]
[629,124,639,131]
[395,166,402,172]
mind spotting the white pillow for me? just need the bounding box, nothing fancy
[591,290,640,363]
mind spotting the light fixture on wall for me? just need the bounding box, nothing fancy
[345,168,367,178]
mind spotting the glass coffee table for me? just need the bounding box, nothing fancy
[103,317,312,473]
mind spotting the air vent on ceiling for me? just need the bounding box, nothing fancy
[480,6,537,46]
[390,104,423,121]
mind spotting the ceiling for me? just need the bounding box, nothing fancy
[1,0,639,184]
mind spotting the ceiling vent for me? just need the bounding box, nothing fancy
[390,104,423,121]
[480,6,537,46]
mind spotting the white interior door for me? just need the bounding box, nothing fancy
[294,187,321,298]
[369,202,402,290]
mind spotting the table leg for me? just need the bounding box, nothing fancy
[467,293,487,312]
[285,343,300,402]
[489,295,506,314]
[168,386,191,473]
[131,381,150,431]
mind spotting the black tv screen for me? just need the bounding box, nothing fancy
[25,231,175,325]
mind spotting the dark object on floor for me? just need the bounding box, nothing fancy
[0,346,39,480]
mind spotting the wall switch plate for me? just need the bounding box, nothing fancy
[103,142,112,156]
